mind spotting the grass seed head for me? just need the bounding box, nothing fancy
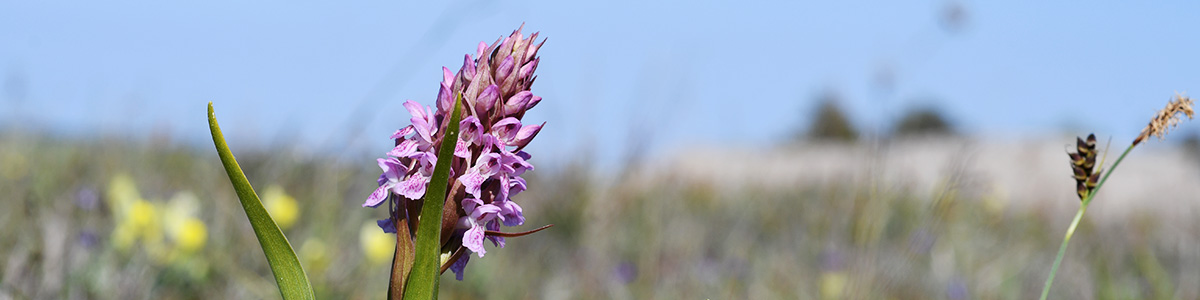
[1133,94,1195,146]
[1068,133,1099,201]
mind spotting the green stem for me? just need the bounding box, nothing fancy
[1039,204,1087,300]
[1084,145,1134,207]
[1039,144,1134,300]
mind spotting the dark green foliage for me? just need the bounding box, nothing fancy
[802,92,858,142]
[893,106,955,137]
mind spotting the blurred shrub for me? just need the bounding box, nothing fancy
[801,91,859,142]
[893,106,956,137]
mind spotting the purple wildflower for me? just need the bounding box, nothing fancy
[364,157,405,208]
[461,197,500,257]
[363,25,552,281]
[449,252,470,280]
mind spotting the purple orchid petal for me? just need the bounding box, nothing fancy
[442,66,455,86]
[395,175,429,200]
[381,157,407,180]
[390,126,413,140]
[508,176,527,197]
[525,95,542,111]
[495,56,515,86]
[496,151,524,174]
[463,197,501,223]
[462,197,484,214]
[526,37,545,61]
[459,115,484,144]
[479,134,502,153]
[476,85,500,118]
[499,200,525,226]
[437,83,454,113]
[471,203,502,219]
[403,101,437,145]
[363,184,390,208]
[411,121,433,146]
[387,140,420,158]
[467,64,489,97]
[485,220,506,248]
[510,39,528,66]
[461,55,477,86]
[463,225,487,257]
[496,175,511,203]
[377,218,396,234]
[450,254,470,281]
[403,100,427,121]
[503,91,533,117]
[460,153,502,198]
[511,122,543,149]
[515,150,532,161]
[454,139,471,159]
[508,153,533,176]
[491,117,523,143]
[458,168,488,199]
[408,151,437,174]
[478,153,504,174]
[498,162,516,175]
[518,58,538,83]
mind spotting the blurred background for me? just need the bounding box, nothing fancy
[4,1,1200,299]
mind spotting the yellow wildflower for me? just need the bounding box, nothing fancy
[360,222,393,265]
[300,238,329,273]
[262,185,300,230]
[175,217,208,252]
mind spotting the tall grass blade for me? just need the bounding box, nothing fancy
[403,94,463,300]
[208,102,315,300]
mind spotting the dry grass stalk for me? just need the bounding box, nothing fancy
[1133,94,1195,146]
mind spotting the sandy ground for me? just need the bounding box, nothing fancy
[638,137,1200,224]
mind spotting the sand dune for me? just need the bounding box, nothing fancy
[640,137,1200,222]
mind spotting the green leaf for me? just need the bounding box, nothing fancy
[208,103,315,300]
[403,94,463,300]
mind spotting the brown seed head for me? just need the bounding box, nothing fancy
[1133,94,1195,146]
[1068,133,1099,201]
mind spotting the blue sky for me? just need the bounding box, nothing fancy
[3,1,1199,167]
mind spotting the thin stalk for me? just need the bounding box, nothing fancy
[1039,144,1135,300]
[1039,204,1087,300]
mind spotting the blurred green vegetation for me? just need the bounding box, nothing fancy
[0,129,1194,299]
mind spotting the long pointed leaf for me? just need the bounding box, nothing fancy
[208,102,315,300]
[403,95,463,300]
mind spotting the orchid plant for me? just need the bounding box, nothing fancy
[207,26,550,300]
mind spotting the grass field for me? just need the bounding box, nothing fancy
[2,129,1199,299]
